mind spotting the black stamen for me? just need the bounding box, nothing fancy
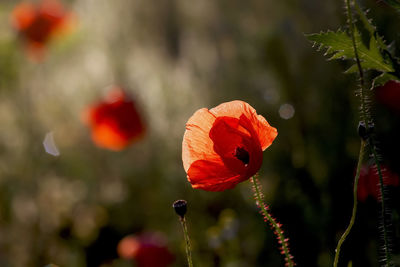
[234,147,249,165]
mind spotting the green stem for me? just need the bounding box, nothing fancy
[345,0,392,264]
[251,176,295,267]
[345,0,365,94]
[371,144,392,265]
[333,139,366,267]
[180,217,194,267]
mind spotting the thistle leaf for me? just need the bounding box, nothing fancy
[306,30,394,73]
[353,4,388,51]
[382,0,400,11]
[373,73,399,86]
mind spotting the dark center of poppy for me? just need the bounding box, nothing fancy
[234,147,249,165]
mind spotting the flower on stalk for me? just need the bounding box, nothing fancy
[117,233,175,267]
[11,0,73,60]
[83,87,145,151]
[182,100,277,191]
[358,164,400,202]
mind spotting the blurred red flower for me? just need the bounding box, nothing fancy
[375,80,400,113]
[182,100,277,191]
[83,87,145,151]
[117,233,174,267]
[358,164,400,202]
[11,0,73,60]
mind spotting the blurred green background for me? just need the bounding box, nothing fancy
[0,0,400,266]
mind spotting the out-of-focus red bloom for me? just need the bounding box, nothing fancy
[358,164,400,202]
[83,87,145,151]
[11,0,73,60]
[117,233,174,267]
[182,100,277,191]
[375,80,400,113]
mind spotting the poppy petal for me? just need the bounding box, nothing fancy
[12,0,73,61]
[210,100,277,150]
[209,116,251,174]
[11,2,36,30]
[357,166,369,202]
[376,80,400,112]
[187,159,242,191]
[39,0,66,18]
[91,123,129,151]
[84,88,145,150]
[382,167,400,186]
[183,100,277,191]
[182,108,219,172]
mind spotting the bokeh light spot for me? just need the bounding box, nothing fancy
[43,131,60,156]
[279,103,295,120]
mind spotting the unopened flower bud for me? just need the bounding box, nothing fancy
[358,121,367,140]
[358,121,374,140]
[173,200,187,218]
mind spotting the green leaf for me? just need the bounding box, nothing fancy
[306,30,394,73]
[353,3,387,51]
[382,0,400,11]
[373,73,399,86]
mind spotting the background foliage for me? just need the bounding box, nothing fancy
[0,0,399,266]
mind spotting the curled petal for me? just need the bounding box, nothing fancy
[210,100,277,150]
[187,160,242,191]
[182,108,218,172]
[209,116,251,174]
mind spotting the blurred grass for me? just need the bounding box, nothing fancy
[0,0,399,266]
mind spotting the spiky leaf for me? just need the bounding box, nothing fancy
[354,3,388,51]
[373,73,399,86]
[306,30,394,73]
[382,0,400,11]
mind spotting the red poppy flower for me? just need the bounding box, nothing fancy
[11,0,72,60]
[182,100,277,191]
[375,80,400,113]
[83,87,145,151]
[358,164,399,202]
[117,233,175,267]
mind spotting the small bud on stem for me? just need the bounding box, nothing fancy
[173,199,187,218]
[172,199,193,267]
[358,121,374,141]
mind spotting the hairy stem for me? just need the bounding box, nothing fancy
[371,144,392,265]
[333,139,366,267]
[345,0,391,264]
[180,217,194,267]
[251,176,295,267]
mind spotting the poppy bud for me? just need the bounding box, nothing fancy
[358,121,374,140]
[358,121,367,140]
[172,200,187,218]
